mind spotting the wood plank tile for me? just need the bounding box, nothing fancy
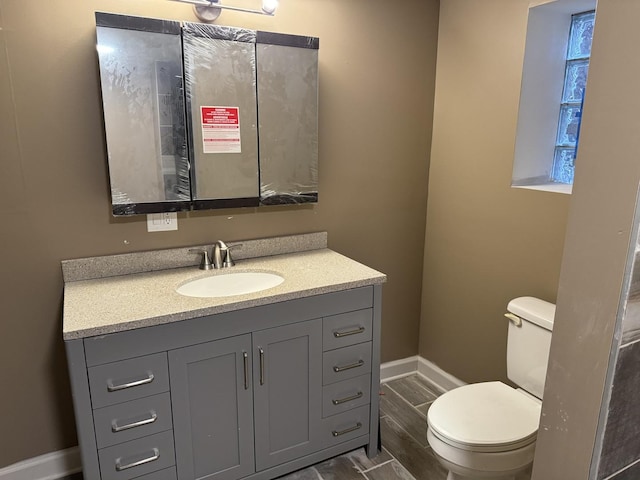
[411,374,445,396]
[416,402,432,418]
[380,416,448,480]
[344,447,393,472]
[313,454,366,480]
[276,466,323,480]
[364,460,417,480]
[380,384,428,446]
[385,375,439,406]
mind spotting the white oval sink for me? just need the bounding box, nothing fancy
[176,272,284,298]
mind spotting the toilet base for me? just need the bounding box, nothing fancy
[448,474,514,480]
[427,429,534,480]
[446,470,531,480]
[439,457,532,480]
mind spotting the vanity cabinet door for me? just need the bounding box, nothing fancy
[252,319,323,471]
[169,335,255,480]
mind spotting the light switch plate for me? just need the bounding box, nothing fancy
[147,213,178,232]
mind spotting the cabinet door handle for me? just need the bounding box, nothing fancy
[107,372,154,392]
[111,411,158,432]
[259,348,265,385]
[332,391,363,405]
[115,448,159,471]
[243,351,249,390]
[333,360,364,373]
[332,422,362,437]
[333,326,365,338]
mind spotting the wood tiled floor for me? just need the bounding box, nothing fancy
[65,374,447,480]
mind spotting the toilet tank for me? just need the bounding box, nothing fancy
[506,296,555,399]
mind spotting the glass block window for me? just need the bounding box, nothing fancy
[552,10,595,184]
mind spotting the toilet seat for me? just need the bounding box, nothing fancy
[427,381,541,453]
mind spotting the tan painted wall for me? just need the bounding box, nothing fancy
[420,0,571,383]
[533,0,640,477]
[0,0,439,466]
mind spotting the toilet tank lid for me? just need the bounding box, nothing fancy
[507,297,555,331]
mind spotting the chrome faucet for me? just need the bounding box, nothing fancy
[191,241,242,270]
[212,241,225,269]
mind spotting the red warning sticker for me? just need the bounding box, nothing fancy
[200,106,241,154]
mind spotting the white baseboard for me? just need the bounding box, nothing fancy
[0,447,81,480]
[380,355,466,392]
[5,356,463,480]
[417,356,466,392]
[379,355,420,382]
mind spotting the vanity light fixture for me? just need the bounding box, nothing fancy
[170,0,279,22]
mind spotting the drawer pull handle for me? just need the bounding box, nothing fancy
[333,326,365,338]
[107,373,154,392]
[111,411,158,432]
[332,391,363,405]
[332,422,362,437]
[243,351,249,390]
[259,348,265,386]
[333,360,364,373]
[115,448,159,471]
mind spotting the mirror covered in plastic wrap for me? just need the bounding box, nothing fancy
[95,13,319,216]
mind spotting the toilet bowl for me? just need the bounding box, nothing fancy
[427,382,541,480]
[425,297,555,480]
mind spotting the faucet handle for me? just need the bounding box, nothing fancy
[189,248,214,270]
[222,243,243,268]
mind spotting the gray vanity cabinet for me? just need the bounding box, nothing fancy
[169,335,255,480]
[65,285,382,480]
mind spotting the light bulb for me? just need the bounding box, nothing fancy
[261,0,278,14]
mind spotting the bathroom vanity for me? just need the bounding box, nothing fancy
[63,233,385,480]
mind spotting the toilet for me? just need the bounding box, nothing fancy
[426,297,555,480]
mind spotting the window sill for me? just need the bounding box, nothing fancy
[512,182,572,195]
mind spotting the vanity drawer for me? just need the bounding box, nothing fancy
[323,342,372,385]
[323,309,372,351]
[322,374,371,418]
[321,404,370,448]
[133,467,177,480]
[98,430,175,480]
[88,353,169,409]
[93,392,173,448]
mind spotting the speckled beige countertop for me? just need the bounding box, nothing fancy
[63,248,386,340]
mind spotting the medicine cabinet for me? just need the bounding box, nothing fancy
[95,12,319,216]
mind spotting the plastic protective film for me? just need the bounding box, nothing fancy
[256,34,319,205]
[96,14,320,215]
[182,23,260,208]
[95,13,190,216]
